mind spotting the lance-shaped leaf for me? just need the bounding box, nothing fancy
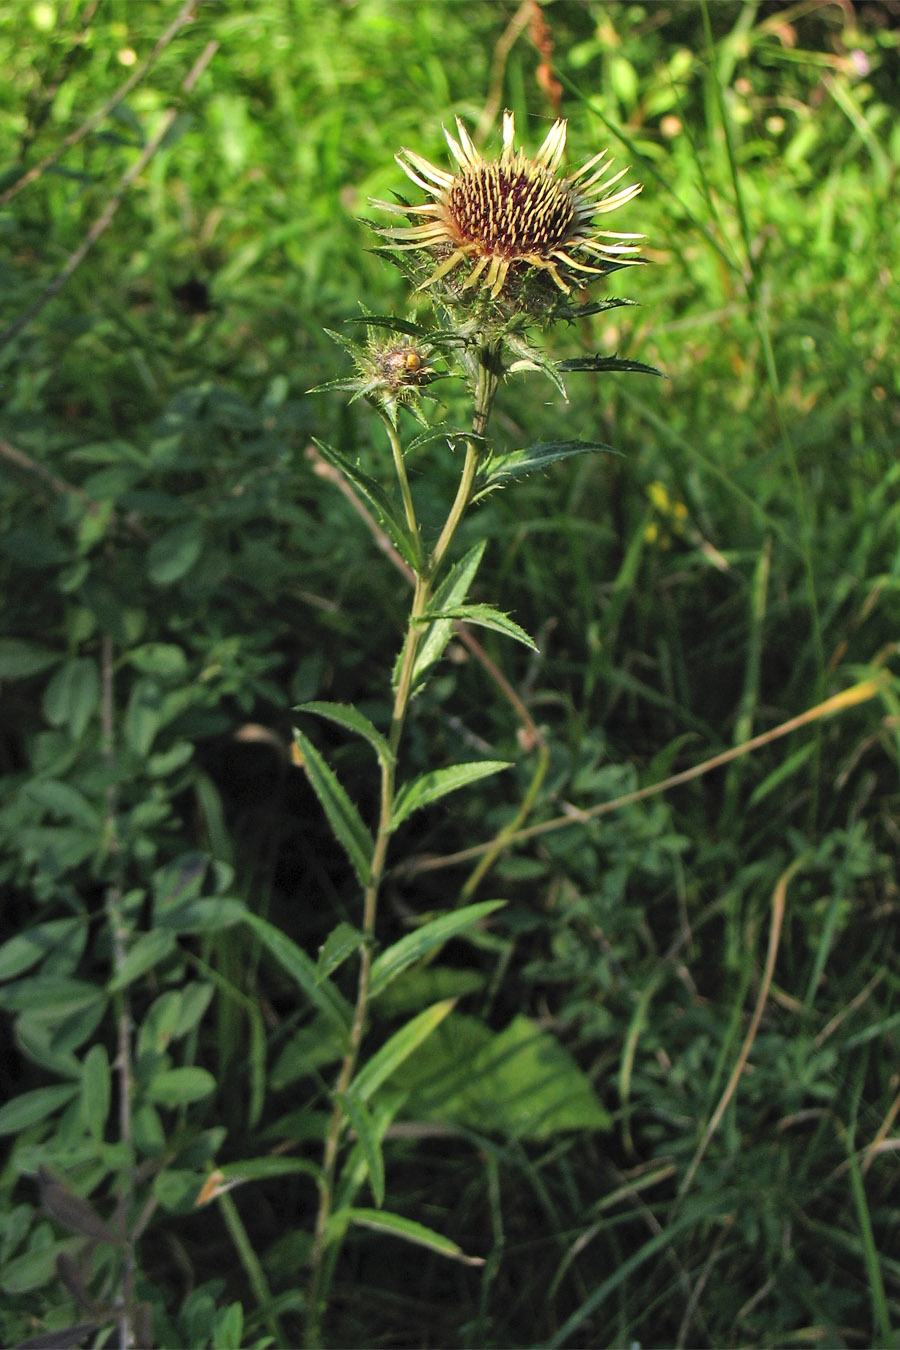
[339,1092,385,1208]
[242,912,352,1035]
[312,438,417,569]
[411,539,486,687]
[316,922,365,981]
[475,440,616,497]
[391,761,511,832]
[292,726,373,888]
[370,900,505,999]
[557,354,664,377]
[349,998,455,1104]
[424,603,537,652]
[340,1208,484,1265]
[297,701,393,772]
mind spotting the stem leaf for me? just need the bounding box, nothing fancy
[297,701,393,771]
[426,603,537,652]
[341,1207,484,1265]
[391,761,512,832]
[241,912,352,1035]
[292,726,374,888]
[475,440,616,497]
[313,438,417,569]
[370,901,505,999]
[349,998,456,1104]
[411,540,486,687]
[339,1093,385,1208]
[316,922,365,981]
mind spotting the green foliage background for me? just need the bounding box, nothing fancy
[1,1,899,1346]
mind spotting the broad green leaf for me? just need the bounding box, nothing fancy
[317,922,365,980]
[138,991,183,1057]
[411,540,485,687]
[241,912,352,1034]
[128,643,189,678]
[391,760,511,831]
[153,853,210,910]
[144,1067,217,1106]
[81,1044,111,1141]
[38,1167,119,1243]
[425,603,537,651]
[0,976,101,1015]
[393,1011,612,1140]
[0,1083,78,1135]
[297,701,394,769]
[107,930,177,992]
[41,657,99,739]
[350,999,455,1104]
[0,639,60,678]
[0,1237,80,1294]
[157,897,247,934]
[292,727,373,887]
[313,439,417,569]
[339,1093,384,1207]
[369,901,505,998]
[0,918,85,981]
[342,1208,484,1265]
[213,1302,244,1350]
[23,780,99,829]
[147,520,204,585]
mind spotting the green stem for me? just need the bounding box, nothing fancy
[305,341,500,1346]
[382,411,423,569]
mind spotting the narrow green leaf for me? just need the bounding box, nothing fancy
[241,911,352,1034]
[344,1208,484,1265]
[0,1083,78,1135]
[107,930,177,993]
[81,1044,111,1142]
[298,701,393,770]
[370,901,505,998]
[41,657,99,739]
[391,761,511,831]
[147,520,204,585]
[124,676,163,757]
[340,1093,385,1207]
[313,439,416,568]
[557,354,664,376]
[292,727,373,887]
[411,540,486,687]
[426,604,537,651]
[214,1157,323,1186]
[144,1067,217,1106]
[317,922,365,980]
[350,998,455,1104]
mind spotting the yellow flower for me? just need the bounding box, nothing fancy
[373,111,644,302]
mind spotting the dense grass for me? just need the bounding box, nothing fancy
[1,1,899,1347]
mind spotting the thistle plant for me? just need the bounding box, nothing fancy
[302,111,656,1345]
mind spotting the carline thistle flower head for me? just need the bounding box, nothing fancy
[373,111,644,305]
